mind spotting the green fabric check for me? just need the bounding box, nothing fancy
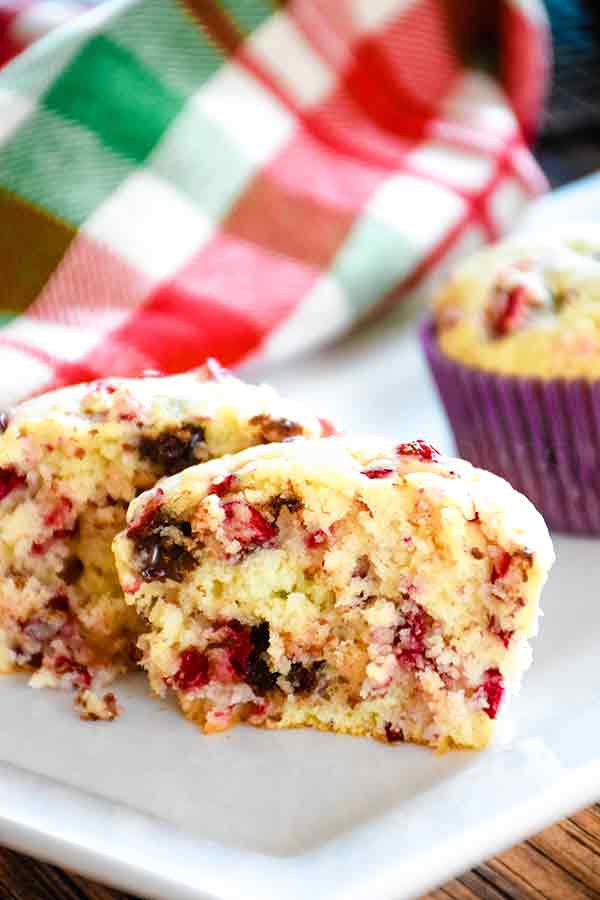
[44,35,185,164]
[105,0,224,97]
[0,107,134,226]
[0,0,275,233]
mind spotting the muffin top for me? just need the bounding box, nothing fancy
[433,225,600,378]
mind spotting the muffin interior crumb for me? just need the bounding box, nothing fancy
[115,437,553,750]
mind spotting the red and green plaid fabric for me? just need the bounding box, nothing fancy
[0,0,549,405]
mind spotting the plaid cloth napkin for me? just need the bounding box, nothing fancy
[0,0,549,406]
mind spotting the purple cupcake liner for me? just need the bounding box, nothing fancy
[420,320,600,535]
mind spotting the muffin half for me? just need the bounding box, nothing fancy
[0,363,328,708]
[114,437,553,750]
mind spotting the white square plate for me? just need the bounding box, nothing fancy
[1,181,600,900]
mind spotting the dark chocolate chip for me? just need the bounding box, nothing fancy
[0,412,9,433]
[288,660,324,694]
[250,622,270,654]
[138,535,195,582]
[129,508,196,582]
[245,622,279,694]
[269,493,303,519]
[139,424,207,475]
[246,654,278,694]
[48,594,70,612]
[61,555,84,585]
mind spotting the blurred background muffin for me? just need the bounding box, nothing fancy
[435,227,600,378]
[423,226,600,535]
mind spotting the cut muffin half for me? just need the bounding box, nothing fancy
[114,437,553,750]
[0,363,328,702]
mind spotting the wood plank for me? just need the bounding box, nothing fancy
[419,805,600,900]
[472,859,546,900]
[0,848,133,900]
[0,848,82,900]
[441,870,511,900]
[529,823,600,892]
[67,872,135,900]
[490,842,598,899]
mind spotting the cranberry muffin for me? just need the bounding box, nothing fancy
[423,225,600,533]
[114,437,553,751]
[0,363,328,705]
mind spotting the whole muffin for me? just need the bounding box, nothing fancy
[422,225,600,534]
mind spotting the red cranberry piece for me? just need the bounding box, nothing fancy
[48,594,70,612]
[0,467,26,501]
[384,723,405,743]
[481,667,504,719]
[222,501,277,548]
[127,489,164,537]
[318,418,337,437]
[222,621,252,675]
[44,497,73,529]
[209,648,237,684]
[361,467,394,479]
[490,286,529,337]
[54,656,92,689]
[305,529,327,549]
[172,648,209,691]
[394,607,432,670]
[489,615,513,648]
[208,474,239,497]
[32,529,75,556]
[74,665,92,689]
[396,441,439,462]
[491,550,512,583]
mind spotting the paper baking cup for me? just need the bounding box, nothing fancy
[421,320,600,535]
